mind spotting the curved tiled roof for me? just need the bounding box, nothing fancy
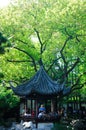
[11,66,71,98]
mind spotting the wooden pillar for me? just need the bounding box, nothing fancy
[35,100,38,117]
[54,97,57,111]
[34,100,36,116]
[33,100,35,111]
[51,99,54,112]
[25,98,27,113]
[31,99,33,114]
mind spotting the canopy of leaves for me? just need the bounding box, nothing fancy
[0,0,86,109]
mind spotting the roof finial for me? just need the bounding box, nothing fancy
[39,58,43,66]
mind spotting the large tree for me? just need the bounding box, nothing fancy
[0,0,86,99]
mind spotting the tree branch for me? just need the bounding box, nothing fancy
[60,37,70,64]
[13,46,33,58]
[34,28,43,54]
[16,39,28,45]
[13,47,37,71]
[65,27,86,42]
[64,28,73,38]
[47,57,61,72]
[34,28,45,67]
[16,39,35,49]
[71,82,86,92]
[71,72,86,91]
[62,57,80,76]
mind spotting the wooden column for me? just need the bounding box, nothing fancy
[25,98,27,113]
[31,99,33,114]
[51,99,54,112]
[35,100,38,117]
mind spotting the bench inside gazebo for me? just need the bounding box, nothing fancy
[11,66,71,128]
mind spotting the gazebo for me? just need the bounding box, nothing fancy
[11,66,71,125]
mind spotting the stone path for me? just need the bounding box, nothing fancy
[36,123,54,130]
[0,122,54,130]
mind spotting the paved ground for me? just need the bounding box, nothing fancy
[36,123,54,130]
[0,122,54,130]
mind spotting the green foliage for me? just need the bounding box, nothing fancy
[0,0,86,116]
[0,32,7,45]
[0,85,19,109]
[0,85,19,119]
[0,32,7,54]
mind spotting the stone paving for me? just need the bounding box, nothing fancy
[36,123,53,130]
[0,122,54,130]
